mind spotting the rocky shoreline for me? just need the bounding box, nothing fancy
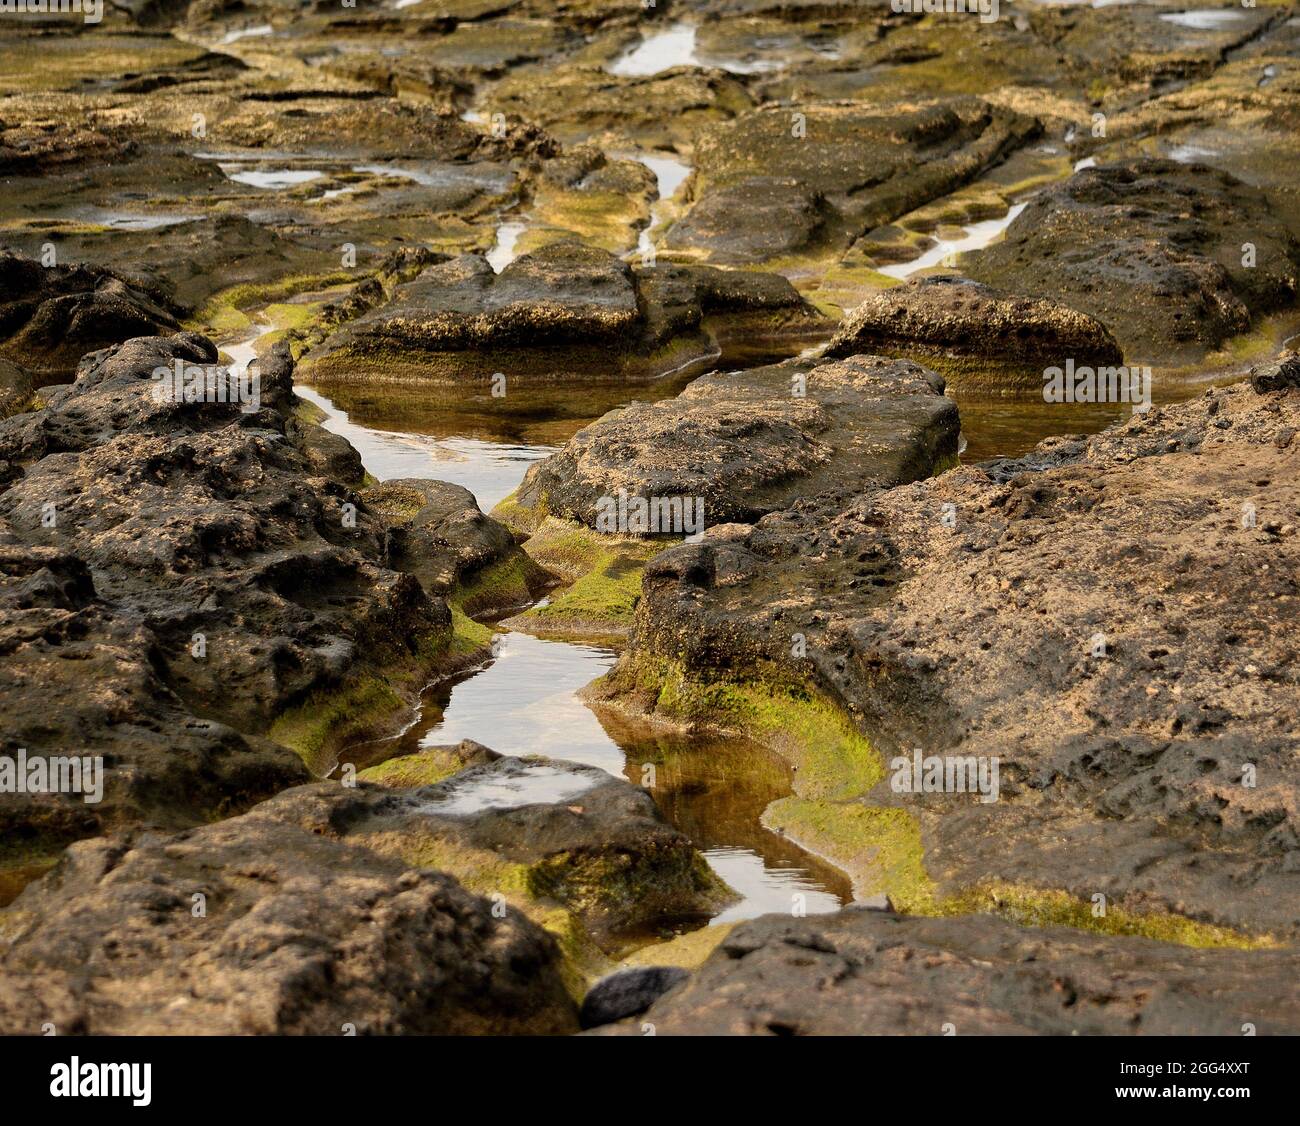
[2,1,1299,1035]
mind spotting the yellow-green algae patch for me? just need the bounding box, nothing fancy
[356,749,464,788]
[597,654,1274,949]
[505,516,668,636]
[625,657,882,802]
[451,551,551,619]
[942,882,1279,951]
[268,621,489,775]
[618,922,736,971]
[491,486,547,535]
[188,272,356,336]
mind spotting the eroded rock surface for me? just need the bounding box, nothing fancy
[514,354,959,528]
[827,275,1123,389]
[0,252,180,379]
[0,810,578,1035]
[0,333,484,851]
[607,380,1300,940]
[594,910,1300,1035]
[361,478,552,615]
[301,241,828,384]
[966,159,1300,363]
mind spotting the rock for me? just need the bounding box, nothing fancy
[966,159,1300,363]
[361,478,552,615]
[513,354,959,529]
[251,758,737,945]
[0,252,180,379]
[491,66,755,152]
[602,382,1300,939]
[300,241,828,384]
[666,99,1036,265]
[580,965,689,1029]
[593,910,1300,1035]
[0,334,488,859]
[0,358,34,420]
[1249,351,1300,394]
[0,114,129,176]
[827,276,1124,390]
[0,810,578,1035]
[846,893,895,912]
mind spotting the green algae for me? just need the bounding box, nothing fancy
[601,653,1276,949]
[268,621,488,774]
[451,551,550,619]
[506,517,666,635]
[942,883,1280,951]
[188,272,356,336]
[618,921,736,971]
[356,748,463,788]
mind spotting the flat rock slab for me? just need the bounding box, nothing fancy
[593,910,1300,1035]
[666,99,1036,265]
[302,241,828,384]
[965,158,1300,364]
[514,354,960,528]
[827,275,1123,390]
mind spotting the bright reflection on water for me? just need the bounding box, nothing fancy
[353,631,851,925]
[423,762,600,816]
[294,385,554,510]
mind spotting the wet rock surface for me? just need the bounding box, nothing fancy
[594,910,1300,1035]
[666,99,1037,266]
[826,275,1123,389]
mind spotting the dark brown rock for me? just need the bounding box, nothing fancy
[514,354,959,529]
[595,910,1300,1035]
[0,810,578,1035]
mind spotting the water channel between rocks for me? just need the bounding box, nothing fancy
[222,254,1247,940]
[225,323,854,938]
